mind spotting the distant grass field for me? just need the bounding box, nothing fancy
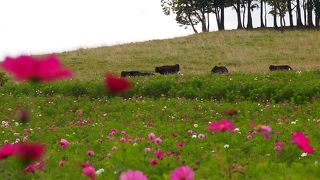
[57,29,320,81]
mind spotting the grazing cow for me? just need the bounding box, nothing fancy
[211,66,229,74]
[121,71,155,77]
[155,64,180,75]
[269,65,293,71]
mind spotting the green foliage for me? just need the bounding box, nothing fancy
[2,71,320,103]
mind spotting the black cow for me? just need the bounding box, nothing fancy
[211,66,229,74]
[121,71,155,77]
[155,64,180,75]
[269,65,293,71]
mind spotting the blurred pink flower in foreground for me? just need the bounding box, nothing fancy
[105,74,131,94]
[0,144,16,160]
[1,55,72,82]
[170,166,194,180]
[290,132,315,153]
[120,169,148,180]
[208,120,235,132]
[82,166,96,180]
[15,143,45,162]
[59,139,69,148]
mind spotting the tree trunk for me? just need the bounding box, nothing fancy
[296,0,304,26]
[236,0,243,29]
[307,0,314,27]
[287,0,294,27]
[265,1,267,26]
[247,0,253,29]
[316,0,320,27]
[303,0,307,25]
[274,4,278,28]
[207,12,210,31]
[242,0,246,28]
[220,3,225,30]
[260,0,265,27]
[187,15,198,33]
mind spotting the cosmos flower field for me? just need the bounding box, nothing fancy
[1,55,320,179]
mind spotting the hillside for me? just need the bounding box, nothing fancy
[58,29,320,81]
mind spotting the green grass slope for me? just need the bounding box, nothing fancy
[57,29,320,81]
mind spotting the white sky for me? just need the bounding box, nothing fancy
[0,0,283,60]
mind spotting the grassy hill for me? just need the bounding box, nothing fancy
[57,29,320,81]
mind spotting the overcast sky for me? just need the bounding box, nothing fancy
[0,0,277,60]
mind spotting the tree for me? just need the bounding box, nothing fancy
[315,0,320,27]
[287,0,294,27]
[260,0,265,27]
[296,0,304,26]
[161,0,210,33]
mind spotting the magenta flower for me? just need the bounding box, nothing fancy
[23,164,37,174]
[155,137,162,145]
[82,166,96,180]
[1,55,72,82]
[105,74,132,94]
[150,159,158,166]
[290,132,315,153]
[0,144,16,160]
[198,134,205,139]
[154,149,164,160]
[208,120,235,132]
[170,166,194,180]
[247,135,253,140]
[274,141,284,154]
[258,125,272,139]
[176,141,186,147]
[120,170,148,180]
[15,144,45,162]
[148,133,156,141]
[86,150,94,156]
[59,139,69,148]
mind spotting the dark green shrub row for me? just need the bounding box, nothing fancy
[1,71,320,103]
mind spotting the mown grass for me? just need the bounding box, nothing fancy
[54,29,320,81]
[1,95,320,179]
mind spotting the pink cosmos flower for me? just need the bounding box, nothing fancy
[148,133,156,141]
[258,125,272,139]
[59,160,66,167]
[144,148,152,153]
[82,166,96,180]
[170,166,194,180]
[154,149,164,160]
[176,142,186,147]
[198,134,205,139]
[105,74,131,94]
[208,120,235,132]
[187,130,193,134]
[23,164,37,174]
[86,150,94,156]
[247,135,253,140]
[0,144,16,160]
[155,137,162,145]
[59,139,69,148]
[290,132,315,153]
[150,159,158,166]
[120,170,148,180]
[1,55,72,82]
[274,141,284,154]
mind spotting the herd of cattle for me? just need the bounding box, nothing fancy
[120,64,293,77]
